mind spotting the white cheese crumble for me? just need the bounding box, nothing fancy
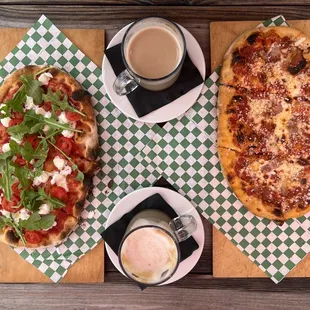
[38,72,53,86]
[36,107,52,119]
[58,111,69,124]
[2,143,10,153]
[25,96,36,110]
[60,165,72,176]
[53,156,67,170]
[1,210,11,218]
[38,203,51,215]
[62,130,74,138]
[50,172,69,192]
[43,125,50,132]
[0,117,11,127]
[33,171,50,186]
[13,208,30,224]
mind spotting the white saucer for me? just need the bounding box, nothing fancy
[104,187,204,285]
[102,23,206,124]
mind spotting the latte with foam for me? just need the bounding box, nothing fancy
[120,226,179,285]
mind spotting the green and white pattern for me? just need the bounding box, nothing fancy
[142,16,310,283]
[1,14,309,284]
[0,15,161,282]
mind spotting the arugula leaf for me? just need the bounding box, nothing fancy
[0,151,12,160]
[0,215,26,245]
[72,164,84,181]
[37,188,65,209]
[20,75,43,105]
[14,165,32,189]
[7,123,30,137]
[5,86,26,114]
[20,189,41,211]
[9,140,21,155]
[43,89,85,117]
[24,110,81,132]
[20,212,56,231]
[0,159,14,200]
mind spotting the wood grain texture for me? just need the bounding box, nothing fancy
[211,20,310,278]
[0,27,105,283]
[1,1,310,5]
[1,276,310,310]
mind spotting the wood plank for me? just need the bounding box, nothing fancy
[0,27,105,283]
[211,20,310,278]
[2,1,310,5]
[1,276,310,310]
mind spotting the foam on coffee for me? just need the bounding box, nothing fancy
[120,226,179,284]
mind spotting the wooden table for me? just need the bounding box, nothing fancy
[1,1,310,309]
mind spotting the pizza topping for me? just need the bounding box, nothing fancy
[2,143,10,153]
[287,51,307,75]
[53,156,66,170]
[33,171,49,186]
[0,66,92,246]
[38,203,51,215]
[24,231,43,244]
[1,117,11,127]
[38,72,53,86]
[246,32,259,45]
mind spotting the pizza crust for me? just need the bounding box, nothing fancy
[218,147,285,221]
[0,65,99,248]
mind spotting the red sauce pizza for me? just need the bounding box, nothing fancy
[218,27,310,221]
[0,65,98,247]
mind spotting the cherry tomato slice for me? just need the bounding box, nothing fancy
[24,134,40,149]
[50,186,68,202]
[25,231,43,244]
[2,196,22,213]
[12,182,20,195]
[0,124,9,145]
[42,101,52,112]
[9,118,23,127]
[15,155,27,167]
[65,111,82,122]
[47,81,72,96]
[55,136,73,156]
[49,209,68,235]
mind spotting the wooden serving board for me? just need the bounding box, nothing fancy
[211,20,310,278]
[0,28,105,283]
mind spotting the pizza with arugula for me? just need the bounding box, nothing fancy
[0,65,98,248]
[218,26,310,222]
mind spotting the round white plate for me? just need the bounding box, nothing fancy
[105,187,204,285]
[102,23,206,124]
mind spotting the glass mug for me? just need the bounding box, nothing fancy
[113,17,186,95]
[118,209,197,286]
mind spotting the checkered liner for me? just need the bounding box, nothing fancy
[0,15,162,282]
[141,16,310,283]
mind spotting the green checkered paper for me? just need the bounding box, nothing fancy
[141,16,310,283]
[0,15,162,282]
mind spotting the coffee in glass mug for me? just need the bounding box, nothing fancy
[113,17,186,95]
[118,209,197,286]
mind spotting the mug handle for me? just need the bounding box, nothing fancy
[169,215,197,242]
[113,69,139,96]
